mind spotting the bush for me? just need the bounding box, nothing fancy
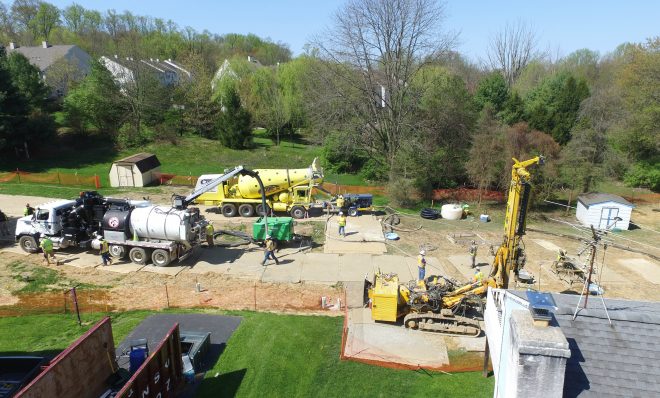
[360,157,388,182]
[624,160,660,192]
[387,178,419,208]
[322,131,367,173]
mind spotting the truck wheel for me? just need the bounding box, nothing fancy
[290,206,306,219]
[109,244,126,259]
[238,204,255,217]
[256,204,270,216]
[19,235,38,253]
[129,247,148,265]
[348,207,358,217]
[151,249,171,267]
[221,203,237,217]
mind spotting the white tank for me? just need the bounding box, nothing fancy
[129,206,195,242]
[441,204,463,220]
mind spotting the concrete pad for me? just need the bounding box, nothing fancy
[618,258,660,284]
[100,262,145,273]
[372,255,413,281]
[324,214,387,254]
[261,253,304,283]
[532,239,562,252]
[339,254,374,282]
[224,251,266,280]
[344,308,449,367]
[301,253,340,283]
[402,255,452,280]
[324,240,387,254]
[58,251,100,268]
[344,281,366,309]
[452,335,487,352]
[0,194,57,217]
[447,254,491,282]
[141,265,189,276]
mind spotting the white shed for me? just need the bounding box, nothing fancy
[109,153,161,187]
[576,193,634,230]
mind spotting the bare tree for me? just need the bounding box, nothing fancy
[310,0,456,177]
[487,21,541,86]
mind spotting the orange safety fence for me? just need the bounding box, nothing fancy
[154,172,199,187]
[0,170,100,188]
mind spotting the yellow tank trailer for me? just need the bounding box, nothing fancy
[194,158,323,219]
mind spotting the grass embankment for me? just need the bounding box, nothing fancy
[0,134,376,198]
[0,310,494,397]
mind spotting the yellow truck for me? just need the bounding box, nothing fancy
[193,158,323,219]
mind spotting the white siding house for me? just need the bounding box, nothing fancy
[576,193,634,230]
[109,153,161,187]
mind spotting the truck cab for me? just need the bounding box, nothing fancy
[15,200,76,252]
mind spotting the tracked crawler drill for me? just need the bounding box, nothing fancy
[369,156,543,336]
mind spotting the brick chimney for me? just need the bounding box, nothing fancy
[41,41,49,48]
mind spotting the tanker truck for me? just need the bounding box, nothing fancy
[16,166,263,266]
[193,158,323,219]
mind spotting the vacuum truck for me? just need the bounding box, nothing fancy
[15,166,259,266]
[193,158,323,219]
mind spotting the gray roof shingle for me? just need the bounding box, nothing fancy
[577,193,634,208]
[7,44,76,71]
[509,291,660,397]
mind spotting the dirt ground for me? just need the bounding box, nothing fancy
[1,192,658,316]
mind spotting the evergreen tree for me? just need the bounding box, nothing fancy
[215,84,252,149]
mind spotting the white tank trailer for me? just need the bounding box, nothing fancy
[101,205,207,266]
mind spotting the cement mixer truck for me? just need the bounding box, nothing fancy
[193,158,323,219]
[15,166,256,266]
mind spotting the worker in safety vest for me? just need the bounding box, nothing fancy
[99,236,112,266]
[205,222,214,248]
[417,250,427,281]
[336,195,345,211]
[261,235,279,266]
[24,203,34,216]
[338,212,347,237]
[473,267,484,284]
[39,235,58,265]
[469,240,478,268]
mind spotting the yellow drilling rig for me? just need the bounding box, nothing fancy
[368,156,544,336]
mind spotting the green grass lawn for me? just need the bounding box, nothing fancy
[0,310,494,397]
[0,134,375,195]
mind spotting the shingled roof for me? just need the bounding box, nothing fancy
[577,193,634,208]
[510,291,660,397]
[7,44,77,71]
[113,153,160,173]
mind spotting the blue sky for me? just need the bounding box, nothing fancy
[45,0,658,61]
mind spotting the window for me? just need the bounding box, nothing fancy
[37,210,49,221]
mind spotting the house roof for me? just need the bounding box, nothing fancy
[7,44,77,71]
[577,193,634,208]
[113,153,161,173]
[509,291,660,397]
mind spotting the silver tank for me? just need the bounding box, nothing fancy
[129,206,197,242]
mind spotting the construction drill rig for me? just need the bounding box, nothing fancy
[368,156,543,336]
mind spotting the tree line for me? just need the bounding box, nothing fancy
[0,0,657,197]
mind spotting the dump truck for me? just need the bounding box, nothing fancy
[193,158,323,219]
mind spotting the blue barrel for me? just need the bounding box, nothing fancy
[129,348,147,373]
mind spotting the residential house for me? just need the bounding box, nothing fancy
[484,288,660,397]
[6,41,92,96]
[99,55,191,88]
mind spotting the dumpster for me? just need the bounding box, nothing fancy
[253,217,293,241]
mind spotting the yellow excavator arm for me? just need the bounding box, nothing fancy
[490,156,543,289]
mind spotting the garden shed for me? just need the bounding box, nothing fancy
[109,153,161,187]
[576,193,634,230]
